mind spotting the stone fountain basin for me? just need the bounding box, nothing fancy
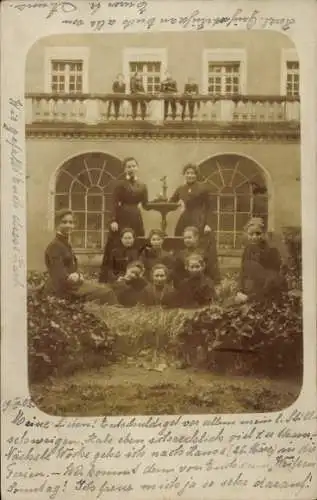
[147,201,179,212]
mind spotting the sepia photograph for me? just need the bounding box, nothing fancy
[25,29,303,417]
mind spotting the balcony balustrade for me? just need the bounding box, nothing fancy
[25,93,300,126]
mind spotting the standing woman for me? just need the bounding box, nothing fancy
[99,157,149,282]
[169,163,220,282]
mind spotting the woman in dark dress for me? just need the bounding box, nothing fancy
[169,163,220,281]
[44,209,117,304]
[99,157,149,283]
[169,163,214,237]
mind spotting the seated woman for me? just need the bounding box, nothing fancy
[139,229,174,279]
[43,209,117,305]
[140,263,176,307]
[173,253,215,308]
[112,260,148,307]
[235,217,287,304]
[173,226,220,288]
[102,227,139,283]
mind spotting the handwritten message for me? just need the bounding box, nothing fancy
[8,1,296,32]
[2,398,316,499]
[2,98,25,289]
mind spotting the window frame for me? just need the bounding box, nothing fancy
[280,48,300,97]
[44,46,89,94]
[202,49,247,95]
[122,48,168,93]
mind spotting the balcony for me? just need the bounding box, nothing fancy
[25,93,300,140]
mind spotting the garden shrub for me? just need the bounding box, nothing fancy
[282,226,302,289]
[178,293,303,381]
[28,289,117,383]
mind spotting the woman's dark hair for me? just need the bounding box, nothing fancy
[185,253,205,267]
[120,227,136,239]
[148,229,165,241]
[55,208,73,227]
[182,163,199,176]
[150,263,169,279]
[126,260,145,272]
[122,157,138,169]
[183,226,199,238]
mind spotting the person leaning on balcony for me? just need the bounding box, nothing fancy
[107,73,126,120]
[160,71,178,120]
[43,208,118,305]
[181,77,200,120]
[99,157,150,283]
[129,72,147,120]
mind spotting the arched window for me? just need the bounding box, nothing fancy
[54,152,124,250]
[199,154,268,249]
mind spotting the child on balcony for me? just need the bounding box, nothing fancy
[99,227,139,283]
[173,226,220,288]
[113,260,148,307]
[139,229,174,279]
[173,253,216,308]
[235,217,287,304]
[140,263,176,307]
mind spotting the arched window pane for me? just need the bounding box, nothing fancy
[54,153,124,250]
[71,180,86,193]
[87,213,102,230]
[55,194,69,210]
[199,154,268,249]
[71,194,85,210]
[72,231,85,248]
[88,169,103,186]
[87,194,103,212]
[236,195,251,212]
[73,212,85,229]
[220,195,235,212]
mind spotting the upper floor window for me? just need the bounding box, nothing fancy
[129,61,162,93]
[285,61,299,97]
[207,62,241,95]
[203,49,247,96]
[281,48,300,97]
[44,46,89,93]
[51,60,83,94]
[123,48,167,94]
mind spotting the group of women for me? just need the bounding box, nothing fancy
[42,157,286,308]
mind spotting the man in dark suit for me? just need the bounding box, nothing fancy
[129,72,147,119]
[107,73,126,120]
[182,77,200,120]
[160,71,178,120]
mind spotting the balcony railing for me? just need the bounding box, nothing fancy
[25,93,300,125]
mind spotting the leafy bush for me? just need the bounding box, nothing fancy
[282,226,302,289]
[28,292,117,383]
[178,293,303,381]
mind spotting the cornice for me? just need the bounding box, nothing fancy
[25,122,300,142]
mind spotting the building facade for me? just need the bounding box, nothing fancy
[25,31,300,270]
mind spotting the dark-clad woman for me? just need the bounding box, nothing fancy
[43,209,117,304]
[99,157,149,283]
[169,163,220,281]
[169,163,214,237]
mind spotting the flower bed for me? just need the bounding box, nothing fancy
[28,285,117,383]
[178,294,303,381]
